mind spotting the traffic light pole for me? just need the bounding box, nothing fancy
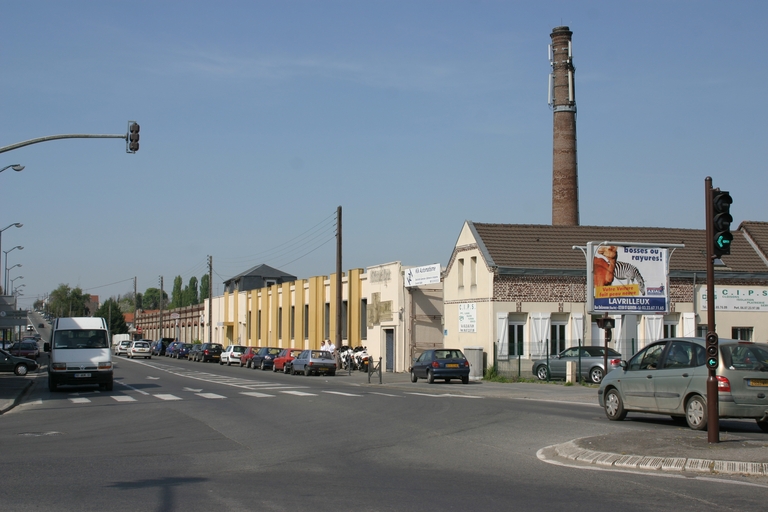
[705,177,720,443]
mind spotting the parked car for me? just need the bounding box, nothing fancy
[127,340,152,359]
[188,344,203,361]
[290,350,336,376]
[273,348,304,373]
[0,348,38,376]
[532,346,622,384]
[198,343,223,363]
[409,349,470,384]
[250,347,283,371]
[150,340,168,356]
[114,340,132,356]
[240,347,260,368]
[166,341,186,358]
[176,343,193,359]
[9,341,40,360]
[38,323,45,328]
[220,345,246,366]
[599,337,768,431]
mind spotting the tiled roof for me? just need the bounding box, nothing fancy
[741,221,768,265]
[224,264,296,284]
[468,222,768,273]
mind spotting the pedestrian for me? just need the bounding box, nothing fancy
[321,339,330,352]
[327,339,336,354]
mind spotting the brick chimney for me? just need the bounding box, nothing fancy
[549,26,579,226]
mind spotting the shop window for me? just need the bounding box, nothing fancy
[732,327,753,341]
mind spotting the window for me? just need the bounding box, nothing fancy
[550,324,566,355]
[304,304,309,340]
[663,341,694,369]
[290,306,295,339]
[341,300,348,339]
[278,307,283,339]
[360,299,367,340]
[470,256,477,286]
[257,311,261,342]
[508,324,524,357]
[732,327,753,341]
[696,325,707,337]
[324,303,330,339]
[458,259,464,288]
[629,343,665,371]
[663,323,677,338]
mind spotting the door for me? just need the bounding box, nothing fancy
[621,342,666,410]
[385,329,394,372]
[654,340,698,412]
[550,324,566,355]
[549,347,579,378]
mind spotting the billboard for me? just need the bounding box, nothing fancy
[404,264,441,287]
[587,242,670,314]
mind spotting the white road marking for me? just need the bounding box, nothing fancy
[405,393,483,399]
[183,387,203,392]
[323,391,362,397]
[196,392,226,399]
[111,396,136,402]
[369,392,402,397]
[280,391,316,396]
[154,394,182,401]
[240,392,275,398]
[69,398,91,404]
[117,381,150,396]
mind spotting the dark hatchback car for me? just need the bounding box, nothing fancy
[250,347,282,370]
[187,344,203,361]
[410,349,470,384]
[9,341,40,360]
[175,343,193,359]
[198,343,223,363]
[0,348,38,376]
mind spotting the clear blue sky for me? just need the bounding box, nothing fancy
[2,1,765,309]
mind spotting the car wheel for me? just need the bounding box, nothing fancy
[604,388,627,421]
[260,361,266,371]
[14,363,28,376]
[48,377,57,392]
[227,360,232,366]
[273,365,278,372]
[444,378,451,383]
[685,395,708,430]
[427,370,435,384]
[536,365,549,381]
[284,365,291,374]
[304,367,311,376]
[219,360,224,365]
[410,370,418,383]
[461,376,469,384]
[590,367,605,384]
[756,420,768,433]
[104,380,114,392]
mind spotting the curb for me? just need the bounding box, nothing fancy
[0,379,33,415]
[552,439,768,477]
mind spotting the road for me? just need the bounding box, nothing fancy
[2,350,767,511]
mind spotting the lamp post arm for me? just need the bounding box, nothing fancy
[0,133,127,154]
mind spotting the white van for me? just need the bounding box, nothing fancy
[44,317,113,392]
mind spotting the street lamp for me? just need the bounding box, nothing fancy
[3,245,23,293]
[0,164,24,173]
[9,275,23,292]
[0,223,22,294]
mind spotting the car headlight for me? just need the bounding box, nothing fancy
[98,362,112,370]
[51,362,66,371]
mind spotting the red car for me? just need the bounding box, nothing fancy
[10,340,40,360]
[240,347,261,368]
[273,348,304,373]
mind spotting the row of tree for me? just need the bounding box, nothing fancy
[33,275,211,335]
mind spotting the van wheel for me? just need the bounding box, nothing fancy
[756,420,768,433]
[48,377,57,392]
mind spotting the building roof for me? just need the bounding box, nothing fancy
[223,264,296,285]
[740,221,768,266]
[466,222,768,275]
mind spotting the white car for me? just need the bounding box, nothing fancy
[114,340,132,356]
[220,345,245,366]
[127,340,152,359]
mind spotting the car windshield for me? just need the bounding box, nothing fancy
[311,350,333,359]
[723,344,768,371]
[211,344,223,349]
[20,343,36,350]
[54,330,109,349]
[121,341,131,346]
[582,347,621,357]
[267,348,281,355]
[435,350,465,359]
[134,342,149,348]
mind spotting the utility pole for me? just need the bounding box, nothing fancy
[335,206,342,363]
[208,256,213,344]
[159,276,164,340]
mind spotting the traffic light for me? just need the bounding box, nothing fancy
[127,121,140,153]
[596,317,615,342]
[706,332,719,369]
[712,190,733,257]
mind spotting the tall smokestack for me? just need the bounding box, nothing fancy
[549,26,579,226]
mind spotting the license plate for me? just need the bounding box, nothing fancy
[747,379,768,387]
[446,363,459,368]
[74,373,91,378]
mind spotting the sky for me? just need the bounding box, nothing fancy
[1,1,766,309]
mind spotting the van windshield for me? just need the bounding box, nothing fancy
[54,330,109,349]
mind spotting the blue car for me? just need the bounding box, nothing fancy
[250,347,283,371]
[409,349,470,384]
[169,342,193,359]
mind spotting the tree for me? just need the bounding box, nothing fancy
[117,292,137,313]
[183,276,199,306]
[200,274,210,301]
[95,298,128,334]
[48,284,91,317]
[171,276,183,309]
[142,287,167,310]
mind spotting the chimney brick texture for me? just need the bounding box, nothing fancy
[551,26,579,226]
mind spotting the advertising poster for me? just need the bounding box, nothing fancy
[458,303,477,333]
[590,245,669,314]
[699,286,768,312]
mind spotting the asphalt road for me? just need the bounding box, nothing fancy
[2,354,767,511]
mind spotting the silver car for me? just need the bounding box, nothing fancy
[532,346,622,384]
[599,337,768,431]
[290,350,336,376]
[114,340,132,356]
[127,340,152,359]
